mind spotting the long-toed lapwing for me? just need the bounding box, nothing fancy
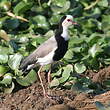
[20,15,77,97]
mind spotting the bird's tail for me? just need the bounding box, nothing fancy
[19,57,38,73]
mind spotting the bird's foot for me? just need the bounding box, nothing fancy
[44,93,63,102]
[44,93,51,99]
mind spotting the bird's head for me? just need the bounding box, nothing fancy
[60,15,77,28]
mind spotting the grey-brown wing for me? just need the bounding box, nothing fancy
[20,36,57,70]
[34,36,57,58]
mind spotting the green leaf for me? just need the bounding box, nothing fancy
[71,81,83,93]
[89,44,102,58]
[4,82,15,93]
[89,58,99,70]
[102,15,110,32]
[71,4,83,17]
[102,15,110,23]
[14,1,33,15]
[0,54,8,64]
[9,40,19,51]
[94,6,101,13]
[18,37,29,43]
[8,53,23,70]
[86,33,102,45]
[3,19,19,30]
[95,101,106,110]
[0,46,13,54]
[51,68,62,77]
[104,58,110,65]
[49,78,59,88]
[53,0,67,7]
[59,65,73,83]
[31,37,46,47]
[16,69,37,86]
[82,19,96,30]
[42,64,50,71]
[0,65,9,77]
[31,5,44,13]
[71,80,92,93]
[0,73,13,85]
[51,1,70,14]
[44,30,54,38]
[49,14,61,25]
[98,0,108,7]
[69,36,84,46]
[32,15,49,29]
[0,1,11,11]
[74,63,86,74]
[64,49,73,60]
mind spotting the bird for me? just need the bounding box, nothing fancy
[19,15,77,98]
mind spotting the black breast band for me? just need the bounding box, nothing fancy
[53,35,68,61]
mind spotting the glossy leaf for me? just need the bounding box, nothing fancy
[74,63,86,74]
[0,1,11,11]
[0,65,9,77]
[0,54,8,64]
[4,82,15,93]
[32,15,49,29]
[8,53,23,70]
[9,40,19,51]
[49,15,61,25]
[0,46,13,54]
[89,44,102,58]
[16,69,37,86]
[51,1,70,14]
[53,0,67,7]
[0,73,13,85]
[49,78,59,88]
[51,68,62,77]
[3,19,19,30]
[102,15,110,32]
[14,1,32,14]
[59,65,73,84]
[64,49,74,60]
[98,0,108,7]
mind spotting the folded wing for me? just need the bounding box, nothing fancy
[20,36,57,71]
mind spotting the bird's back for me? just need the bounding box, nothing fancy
[19,36,57,70]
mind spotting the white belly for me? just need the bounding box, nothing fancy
[37,49,55,66]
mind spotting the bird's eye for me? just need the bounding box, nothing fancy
[67,19,71,22]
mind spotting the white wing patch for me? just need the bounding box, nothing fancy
[27,64,35,70]
[37,47,57,66]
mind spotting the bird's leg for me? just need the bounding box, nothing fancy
[37,66,46,97]
[47,67,51,84]
[47,64,53,84]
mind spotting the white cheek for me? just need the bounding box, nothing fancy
[62,21,69,27]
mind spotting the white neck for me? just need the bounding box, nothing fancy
[61,26,69,41]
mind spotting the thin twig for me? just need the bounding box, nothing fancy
[38,0,42,7]
[84,0,100,10]
[6,11,29,22]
